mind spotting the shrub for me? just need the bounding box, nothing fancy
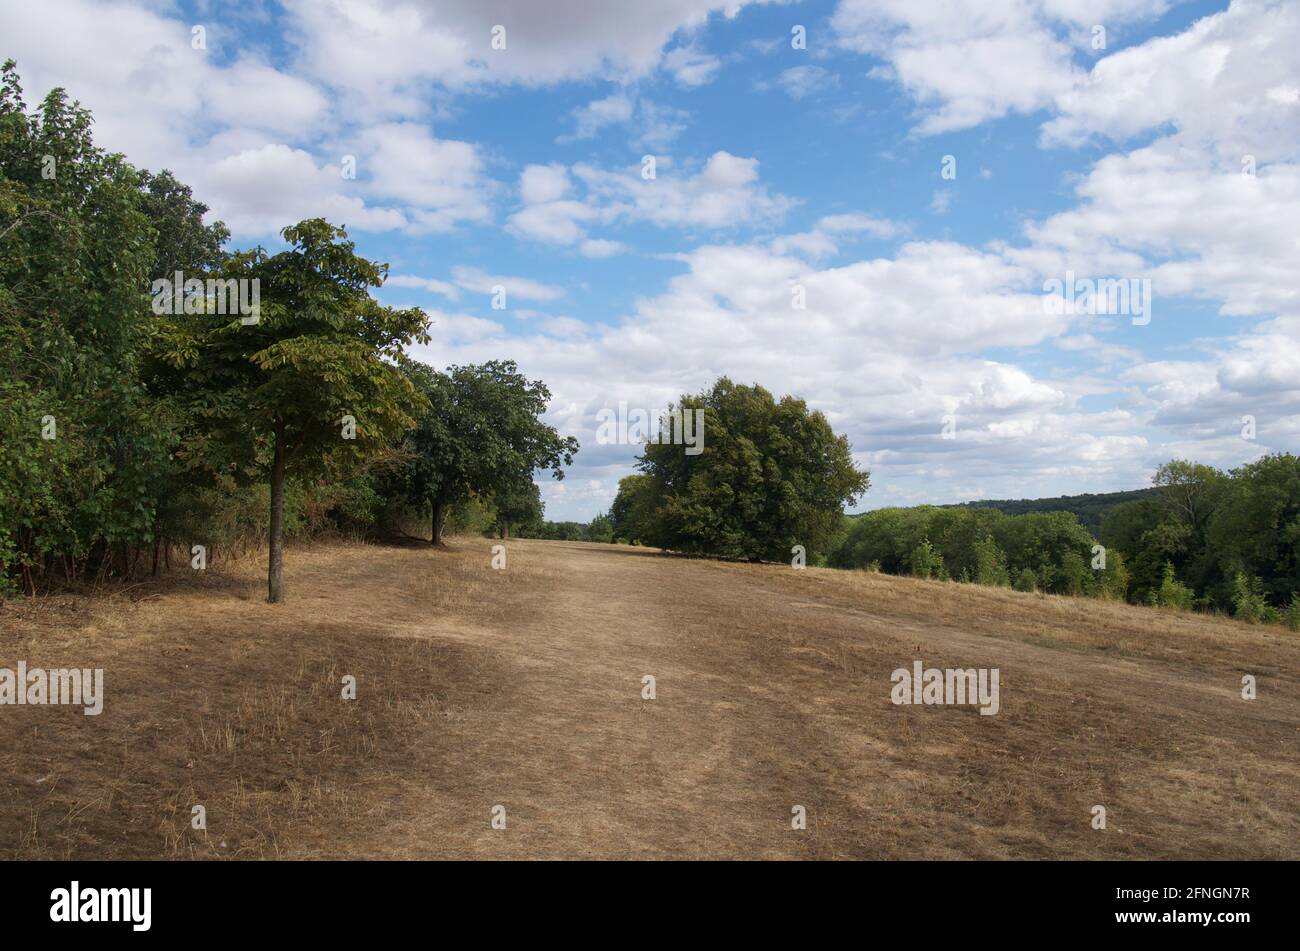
[1154,562,1195,610]
[1231,572,1270,624]
[1013,567,1038,592]
[1096,549,1130,600]
[909,538,943,579]
[1284,593,1300,632]
[974,535,1010,587]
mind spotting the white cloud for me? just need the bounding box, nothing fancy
[508,151,795,250]
[576,151,796,230]
[450,266,567,302]
[580,239,626,258]
[559,94,690,150]
[204,144,407,236]
[774,65,838,100]
[770,213,902,259]
[1043,0,1300,161]
[281,0,775,115]
[662,44,723,87]
[832,0,1169,134]
[386,275,462,299]
[560,92,636,142]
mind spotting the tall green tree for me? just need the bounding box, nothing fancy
[1206,453,1300,607]
[626,378,869,561]
[147,219,429,602]
[0,60,168,591]
[392,360,577,545]
[493,473,543,540]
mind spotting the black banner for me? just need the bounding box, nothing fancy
[1,860,1285,938]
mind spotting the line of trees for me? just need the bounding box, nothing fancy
[0,62,575,603]
[827,457,1300,629]
[827,506,1128,597]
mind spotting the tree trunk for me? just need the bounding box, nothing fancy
[268,419,286,603]
[431,498,447,546]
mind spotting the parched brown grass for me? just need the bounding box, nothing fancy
[1,538,1296,859]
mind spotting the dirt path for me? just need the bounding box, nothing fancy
[307,540,1300,859]
[2,538,1297,859]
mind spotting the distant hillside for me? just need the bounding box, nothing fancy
[943,487,1161,536]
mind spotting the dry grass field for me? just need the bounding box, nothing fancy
[1,537,1297,860]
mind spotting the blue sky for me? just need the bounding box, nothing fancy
[4,0,1298,520]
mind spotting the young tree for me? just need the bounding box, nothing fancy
[148,219,429,602]
[394,360,578,545]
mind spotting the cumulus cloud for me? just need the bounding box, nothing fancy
[281,0,772,114]
[450,266,567,302]
[507,152,796,250]
[559,94,690,149]
[1043,0,1300,160]
[661,43,724,87]
[832,0,1169,134]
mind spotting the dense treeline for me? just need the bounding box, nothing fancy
[515,515,615,543]
[829,457,1300,629]
[1100,457,1300,621]
[943,487,1162,537]
[828,505,1124,596]
[0,63,574,602]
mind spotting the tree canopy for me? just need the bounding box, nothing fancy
[612,378,869,562]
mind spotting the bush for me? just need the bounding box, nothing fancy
[1013,567,1038,592]
[1153,562,1195,610]
[974,535,1011,587]
[909,539,943,579]
[1096,548,1130,600]
[1231,572,1270,624]
[1285,594,1300,632]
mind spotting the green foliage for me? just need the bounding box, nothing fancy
[585,513,614,543]
[493,474,544,539]
[1096,548,1130,601]
[444,495,499,538]
[147,218,431,600]
[1285,593,1300,633]
[1231,572,1270,624]
[909,538,944,579]
[948,486,1163,536]
[1205,454,1300,608]
[1,61,187,590]
[973,534,1011,587]
[518,517,616,543]
[1013,567,1038,593]
[387,359,577,544]
[619,378,868,562]
[608,473,659,544]
[1152,562,1195,611]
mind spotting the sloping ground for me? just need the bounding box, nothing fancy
[1,538,1296,859]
